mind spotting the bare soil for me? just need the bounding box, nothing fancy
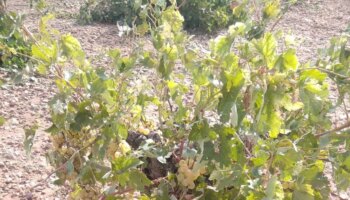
[1,0,350,199]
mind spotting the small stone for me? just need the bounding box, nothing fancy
[29,77,38,83]
[11,118,19,125]
[4,153,14,159]
[25,192,33,200]
[339,191,349,199]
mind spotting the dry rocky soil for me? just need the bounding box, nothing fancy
[0,0,350,199]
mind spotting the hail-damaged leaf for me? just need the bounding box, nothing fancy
[263,0,281,19]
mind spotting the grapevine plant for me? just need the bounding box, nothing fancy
[26,2,350,200]
[0,11,32,70]
[79,0,291,33]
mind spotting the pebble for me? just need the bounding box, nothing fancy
[4,153,15,160]
[11,118,19,126]
[340,191,349,199]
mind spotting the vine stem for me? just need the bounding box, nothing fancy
[343,99,349,120]
[99,188,134,200]
[234,132,253,158]
[21,24,38,44]
[177,0,187,9]
[299,67,350,80]
[29,138,98,191]
[316,119,350,138]
[95,177,168,199]
[269,1,294,32]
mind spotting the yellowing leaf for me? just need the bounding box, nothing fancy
[161,9,184,32]
[263,0,281,19]
[119,140,131,154]
[269,111,282,138]
[135,22,149,36]
[225,70,244,91]
[304,81,328,97]
[300,69,327,81]
[283,49,299,71]
[61,34,85,61]
[8,47,17,55]
[32,44,53,63]
[228,22,246,36]
[0,116,5,126]
[269,73,287,84]
[281,96,304,111]
[39,14,55,35]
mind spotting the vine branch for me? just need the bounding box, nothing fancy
[29,138,98,191]
[316,119,350,138]
[99,188,134,200]
[177,0,187,9]
[303,67,350,80]
[269,1,294,32]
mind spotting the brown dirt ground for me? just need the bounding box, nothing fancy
[1,0,350,199]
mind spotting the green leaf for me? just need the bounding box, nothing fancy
[218,70,244,123]
[300,69,327,82]
[112,156,142,175]
[31,42,58,71]
[263,1,280,19]
[252,150,270,166]
[281,95,303,111]
[203,126,243,166]
[211,36,233,58]
[304,81,328,98]
[129,170,152,191]
[39,14,55,35]
[257,85,283,138]
[0,116,5,126]
[161,9,184,32]
[61,34,85,64]
[209,166,244,190]
[66,160,74,175]
[189,120,210,141]
[293,184,315,200]
[268,111,282,138]
[254,33,277,69]
[263,175,284,200]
